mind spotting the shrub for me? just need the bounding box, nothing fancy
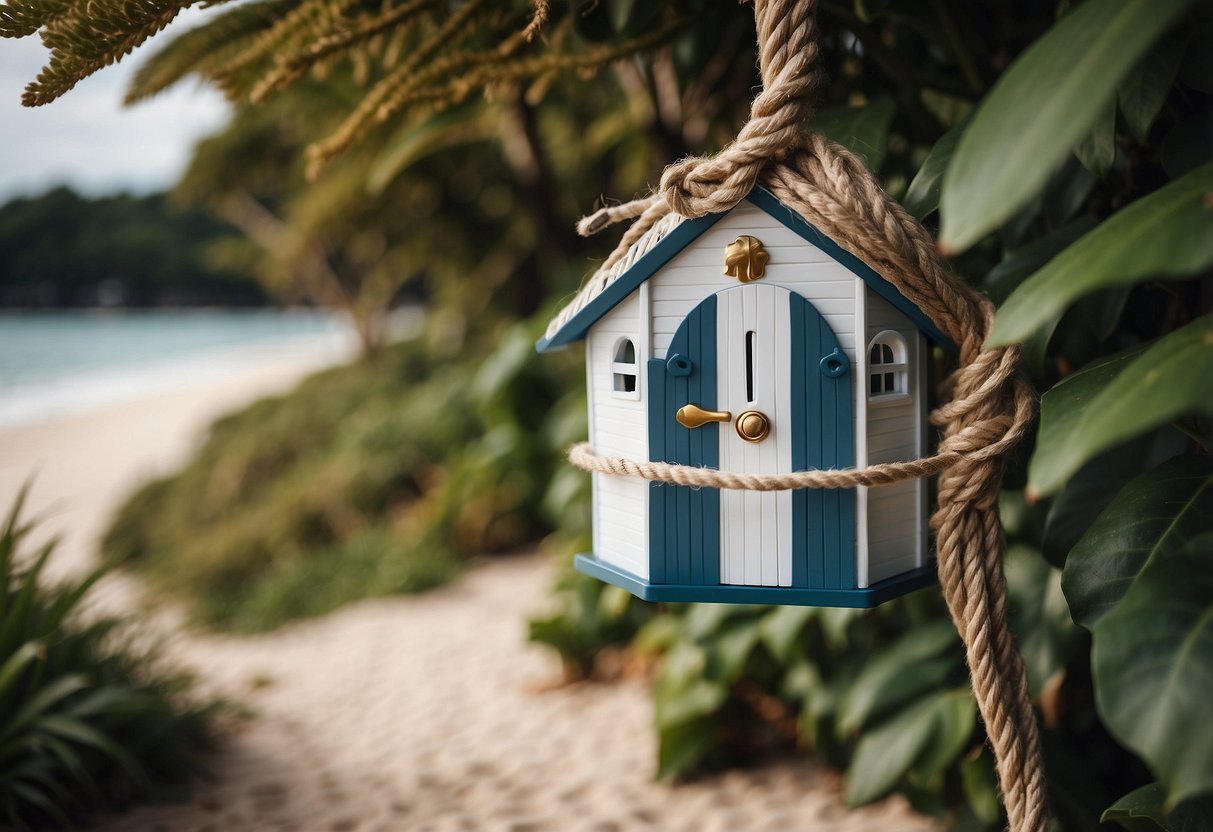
[0,489,215,830]
[532,3,1213,829]
[103,318,587,631]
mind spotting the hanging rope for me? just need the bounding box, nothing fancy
[563,1,1048,829]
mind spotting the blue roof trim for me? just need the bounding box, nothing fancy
[746,188,956,352]
[535,210,729,352]
[575,554,936,608]
[536,187,957,353]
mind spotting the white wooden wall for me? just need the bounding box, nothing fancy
[587,289,649,579]
[648,202,859,364]
[858,287,928,585]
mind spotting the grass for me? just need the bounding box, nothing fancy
[0,489,216,830]
[103,320,589,631]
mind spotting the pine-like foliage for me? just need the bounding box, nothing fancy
[1,0,684,176]
[1,0,198,105]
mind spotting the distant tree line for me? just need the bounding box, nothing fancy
[0,186,266,307]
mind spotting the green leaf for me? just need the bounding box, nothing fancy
[962,751,1002,825]
[1119,31,1189,143]
[1092,532,1213,804]
[903,119,967,219]
[911,689,976,782]
[836,620,959,736]
[1028,317,1213,496]
[1004,545,1080,697]
[939,0,1197,252]
[844,687,971,806]
[758,605,815,663]
[1041,428,1188,566]
[656,717,715,780]
[705,621,761,682]
[1102,783,1171,832]
[1169,794,1213,832]
[368,109,492,195]
[811,97,897,171]
[1073,95,1117,178]
[1063,455,1213,629]
[989,163,1213,346]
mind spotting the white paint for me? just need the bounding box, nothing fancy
[717,284,793,587]
[864,287,924,584]
[587,289,648,580]
[649,202,858,361]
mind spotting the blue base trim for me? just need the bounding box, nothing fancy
[575,554,937,609]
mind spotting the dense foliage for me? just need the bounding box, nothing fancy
[0,187,264,307]
[7,0,1210,829]
[524,3,1213,831]
[103,320,588,630]
[0,490,215,829]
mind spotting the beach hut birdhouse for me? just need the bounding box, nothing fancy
[538,188,953,607]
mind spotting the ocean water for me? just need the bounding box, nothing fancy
[0,310,356,429]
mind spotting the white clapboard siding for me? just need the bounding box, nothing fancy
[587,291,649,579]
[648,202,860,362]
[863,287,927,585]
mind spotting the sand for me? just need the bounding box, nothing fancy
[0,341,935,832]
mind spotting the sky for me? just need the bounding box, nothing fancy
[0,9,230,202]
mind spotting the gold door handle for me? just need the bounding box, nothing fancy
[676,403,732,429]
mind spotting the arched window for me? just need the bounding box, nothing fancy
[612,337,639,398]
[867,331,908,401]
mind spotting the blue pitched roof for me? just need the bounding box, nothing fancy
[536,187,956,353]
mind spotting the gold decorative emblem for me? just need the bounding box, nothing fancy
[723,235,769,282]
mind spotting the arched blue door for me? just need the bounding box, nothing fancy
[647,285,855,589]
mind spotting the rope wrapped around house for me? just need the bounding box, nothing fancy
[565,1,1047,830]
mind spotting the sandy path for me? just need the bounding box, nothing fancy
[0,344,935,832]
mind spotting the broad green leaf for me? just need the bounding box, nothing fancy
[1119,31,1189,143]
[1063,455,1213,629]
[989,163,1213,346]
[844,688,971,806]
[705,621,761,682]
[984,217,1097,305]
[1028,317,1213,496]
[903,119,967,219]
[1041,428,1188,566]
[962,751,1002,825]
[939,0,1197,252]
[1073,95,1117,178]
[1169,794,1213,832]
[1004,545,1079,697]
[656,717,714,780]
[836,620,959,736]
[1092,532,1213,803]
[911,689,976,782]
[1102,783,1171,832]
[758,605,815,663]
[654,677,727,729]
[811,98,896,171]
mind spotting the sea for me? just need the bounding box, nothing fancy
[0,310,358,429]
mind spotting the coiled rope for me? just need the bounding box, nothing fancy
[562,2,1048,829]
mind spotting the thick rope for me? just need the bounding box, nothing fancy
[566,2,1048,829]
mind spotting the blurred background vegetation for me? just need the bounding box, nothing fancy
[1,0,1210,829]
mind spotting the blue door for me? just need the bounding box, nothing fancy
[648,284,855,589]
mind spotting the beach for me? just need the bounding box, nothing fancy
[0,338,934,832]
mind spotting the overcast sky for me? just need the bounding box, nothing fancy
[0,9,230,202]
